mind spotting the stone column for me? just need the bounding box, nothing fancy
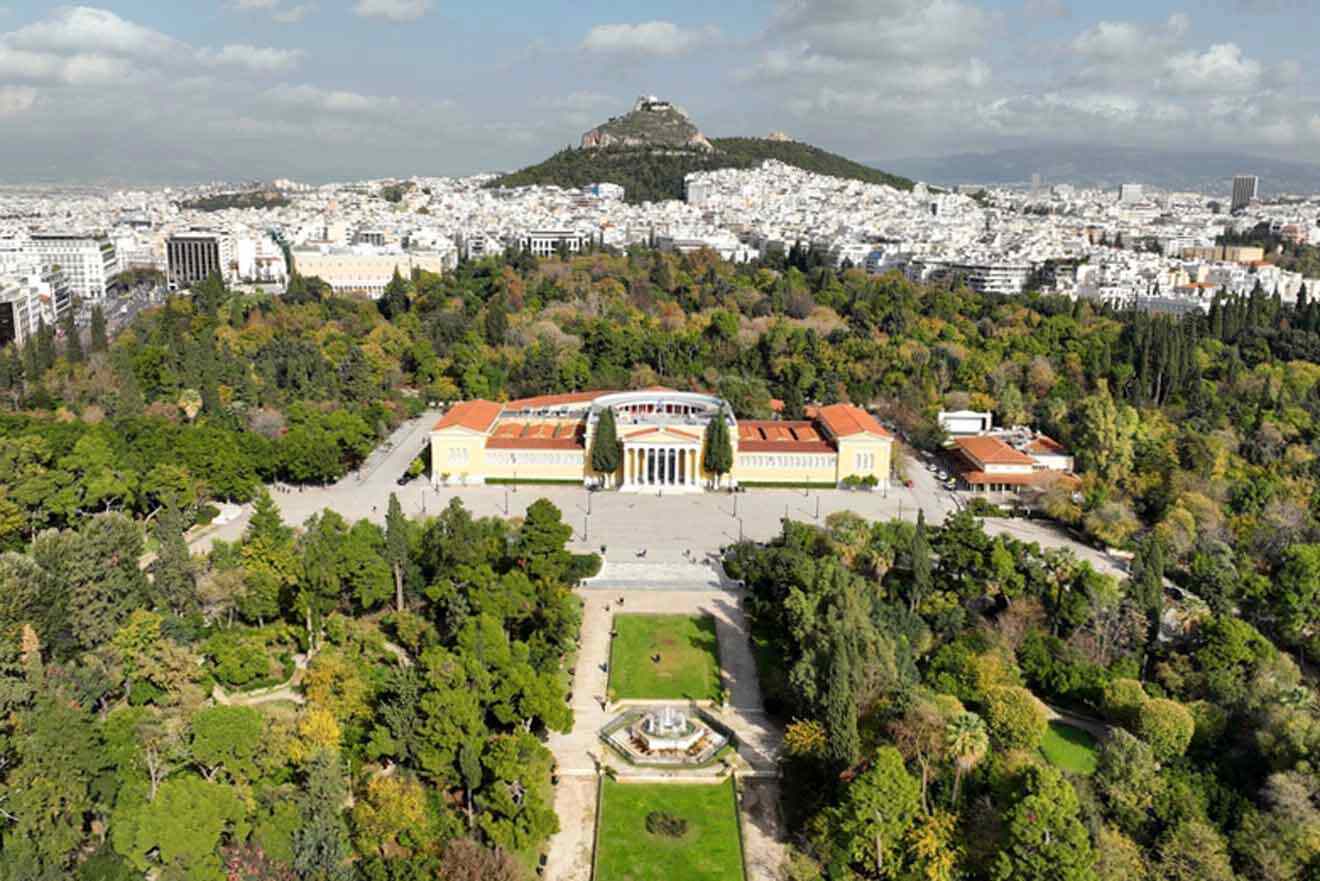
[624,447,632,487]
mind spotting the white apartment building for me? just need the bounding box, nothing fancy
[0,265,71,346]
[518,229,599,258]
[25,233,119,302]
[948,260,1032,296]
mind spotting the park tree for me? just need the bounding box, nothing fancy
[150,505,197,615]
[908,508,933,614]
[1269,542,1320,651]
[702,415,733,488]
[1073,380,1137,485]
[34,512,150,651]
[945,711,989,806]
[438,838,526,881]
[351,773,431,858]
[189,705,265,784]
[514,499,573,583]
[0,696,105,879]
[1155,820,1235,881]
[589,407,620,485]
[991,765,1096,881]
[385,493,409,612]
[292,751,353,881]
[112,775,247,881]
[1095,728,1161,835]
[983,685,1048,751]
[61,308,83,363]
[1136,698,1195,762]
[1093,825,1147,881]
[821,746,922,879]
[90,303,109,353]
[377,269,411,321]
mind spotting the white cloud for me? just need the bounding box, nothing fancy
[1163,43,1262,93]
[199,44,304,72]
[353,0,432,22]
[0,45,137,85]
[580,21,719,57]
[0,84,35,115]
[1071,13,1189,64]
[262,82,401,113]
[7,6,180,56]
[273,3,316,23]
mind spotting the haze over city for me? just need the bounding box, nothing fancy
[0,0,1318,182]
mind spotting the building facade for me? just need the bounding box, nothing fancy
[167,232,227,290]
[289,246,457,297]
[26,234,119,302]
[1231,175,1259,213]
[429,389,893,491]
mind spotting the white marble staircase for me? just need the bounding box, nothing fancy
[582,559,738,591]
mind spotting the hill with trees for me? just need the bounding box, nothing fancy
[488,137,914,203]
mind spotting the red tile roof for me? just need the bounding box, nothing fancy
[954,436,1036,467]
[812,404,890,439]
[1024,435,1068,456]
[959,469,1081,489]
[738,420,835,453]
[434,400,502,433]
[485,420,585,450]
[504,390,608,409]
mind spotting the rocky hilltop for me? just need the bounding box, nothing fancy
[580,96,714,153]
[489,97,914,203]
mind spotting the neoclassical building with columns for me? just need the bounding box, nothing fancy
[429,388,893,493]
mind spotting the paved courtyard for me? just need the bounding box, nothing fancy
[191,421,1129,582]
[542,579,786,881]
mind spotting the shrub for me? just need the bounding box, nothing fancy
[1136,698,1195,761]
[205,630,272,689]
[984,685,1048,751]
[645,810,689,838]
[1102,678,1147,726]
[566,553,603,583]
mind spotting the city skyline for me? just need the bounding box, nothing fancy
[0,1,1317,183]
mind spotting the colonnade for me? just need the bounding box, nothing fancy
[622,445,699,488]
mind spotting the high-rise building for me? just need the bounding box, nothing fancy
[25,233,119,302]
[166,231,229,290]
[1119,184,1144,204]
[1232,175,1259,212]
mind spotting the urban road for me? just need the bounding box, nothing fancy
[189,409,1132,580]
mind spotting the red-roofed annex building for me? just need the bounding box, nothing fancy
[429,389,893,492]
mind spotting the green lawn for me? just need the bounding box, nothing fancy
[1040,720,1099,775]
[609,614,720,701]
[595,779,745,881]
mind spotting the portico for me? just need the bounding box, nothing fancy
[621,429,703,493]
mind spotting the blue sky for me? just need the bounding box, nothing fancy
[0,1,1315,183]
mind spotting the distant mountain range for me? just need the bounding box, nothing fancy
[489,96,915,204]
[879,146,1320,196]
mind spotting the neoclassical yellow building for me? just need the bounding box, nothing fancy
[429,389,893,492]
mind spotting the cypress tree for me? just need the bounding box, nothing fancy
[89,304,108,353]
[702,415,733,488]
[385,492,408,612]
[908,509,933,614]
[589,407,621,485]
[825,629,859,768]
[61,310,83,363]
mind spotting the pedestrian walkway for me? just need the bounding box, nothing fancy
[543,585,787,881]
